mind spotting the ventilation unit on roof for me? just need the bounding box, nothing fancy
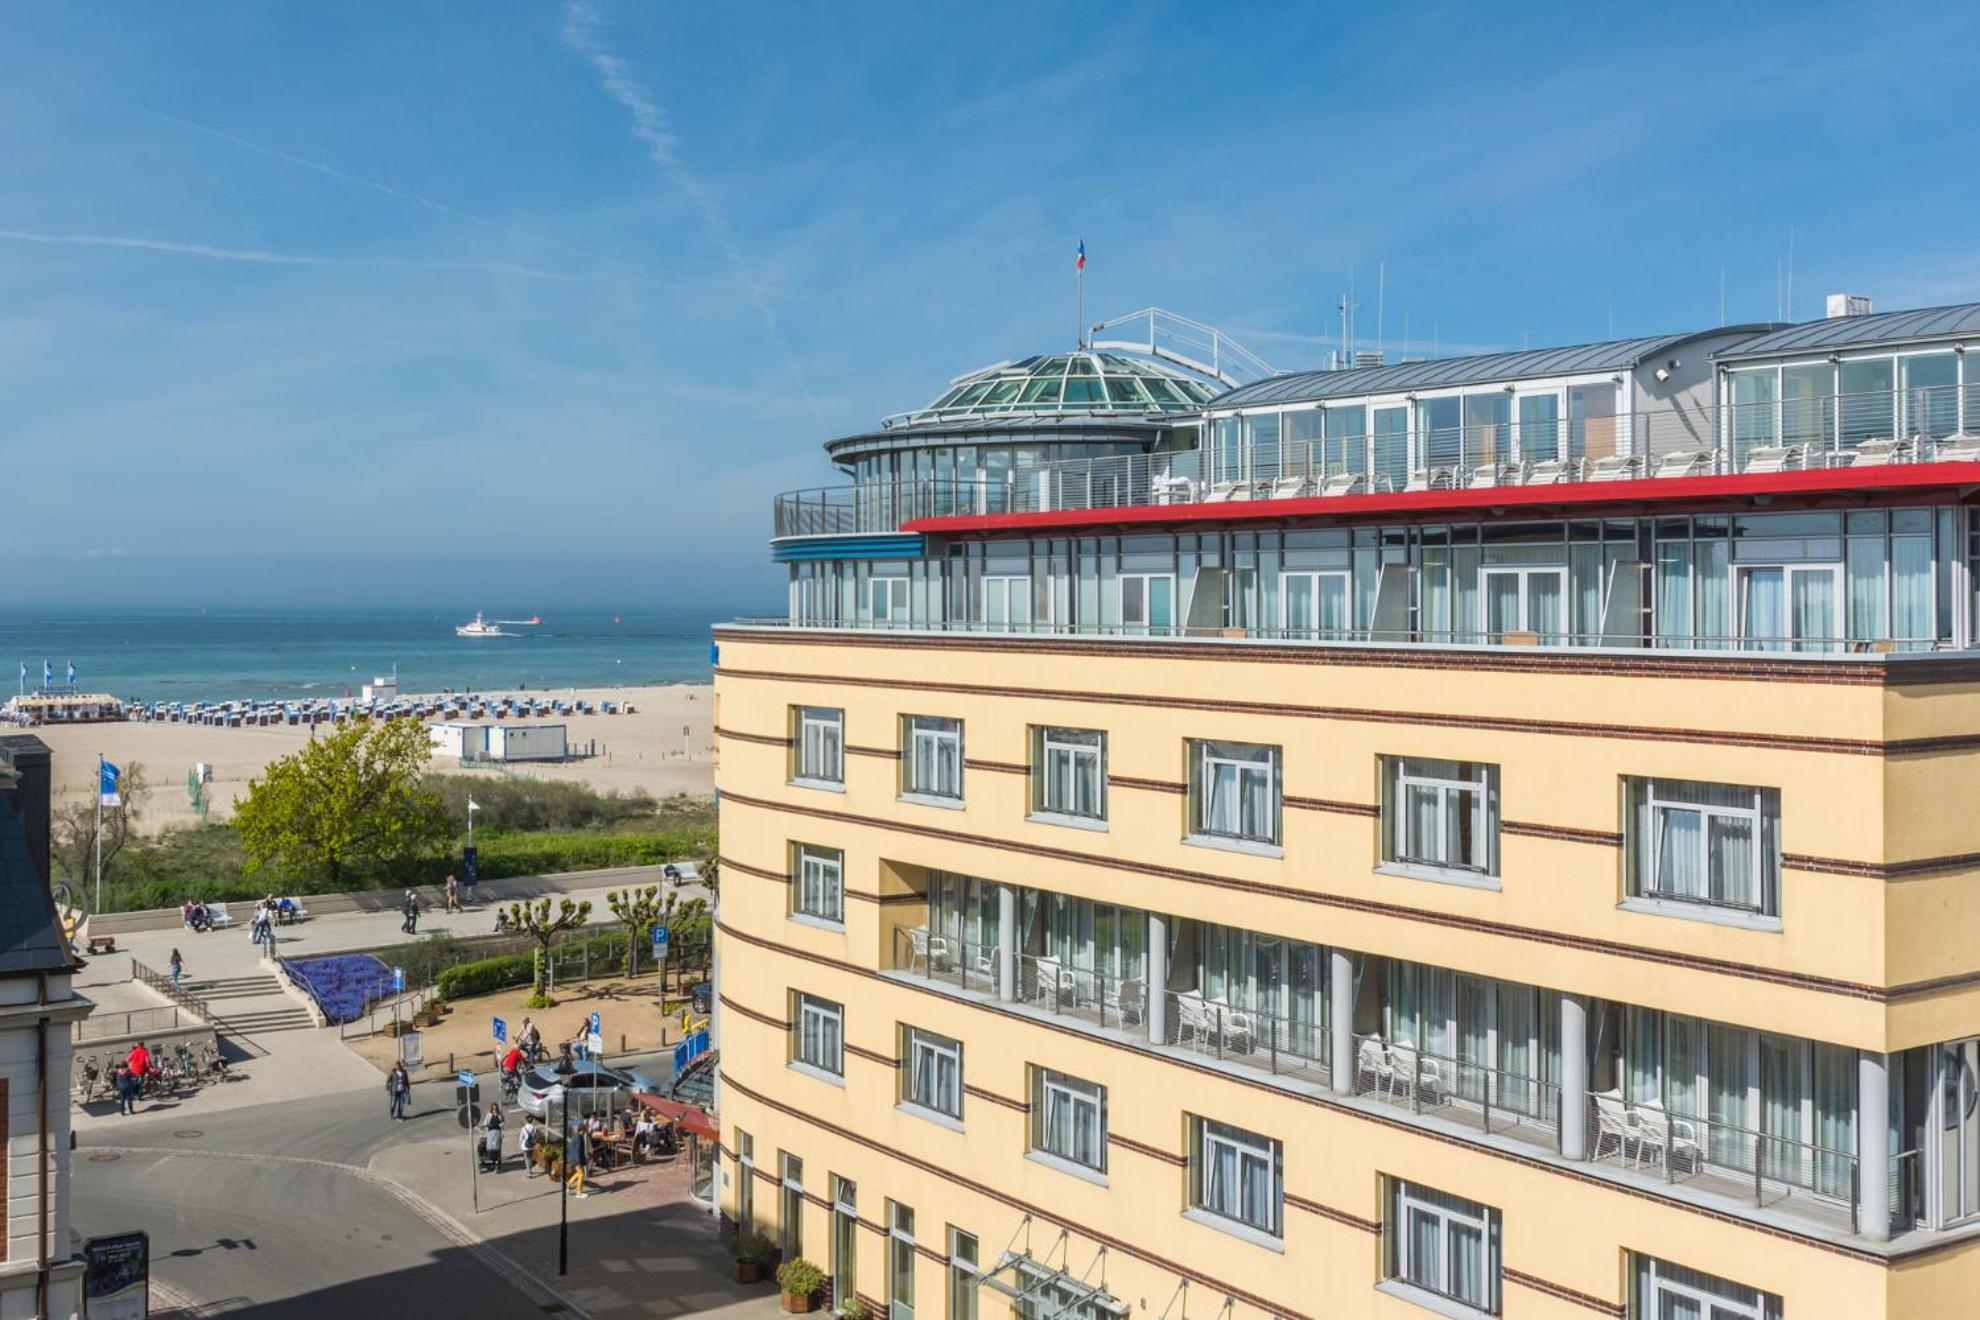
[1826,293,1873,319]
[1354,350,1386,368]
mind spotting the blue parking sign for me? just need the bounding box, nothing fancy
[589,1011,601,1036]
[492,1016,507,1043]
[653,925,670,955]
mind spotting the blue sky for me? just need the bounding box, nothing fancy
[5,1,1978,609]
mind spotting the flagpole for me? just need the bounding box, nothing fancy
[1076,242,1085,350]
[94,754,104,915]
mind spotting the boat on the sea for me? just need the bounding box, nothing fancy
[455,612,506,638]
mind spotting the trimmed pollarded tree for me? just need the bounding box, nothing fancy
[506,895,591,1007]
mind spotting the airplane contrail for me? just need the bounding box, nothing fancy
[560,0,821,422]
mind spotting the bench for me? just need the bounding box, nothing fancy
[206,902,234,930]
[86,935,117,956]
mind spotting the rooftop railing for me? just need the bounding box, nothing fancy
[774,385,1980,538]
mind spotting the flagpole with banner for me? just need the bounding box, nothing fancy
[1075,238,1087,348]
[96,757,121,914]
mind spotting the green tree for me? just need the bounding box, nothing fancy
[605,885,709,980]
[506,895,591,1006]
[232,719,450,889]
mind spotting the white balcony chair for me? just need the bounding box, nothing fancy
[1174,993,1210,1048]
[1203,482,1240,503]
[1110,977,1146,1026]
[1850,437,1912,467]
[1525,457,1576,484]
[1935,434,1980,463]
[1355,1037,1393,1095]
[1321,472,1365,496]
[1268,474,1308,499]
[1591,1091,1631,1160]
[1587,454,1641,482]
[1628,1105,1703,1174]
[1654,450,1712,478]
[1405,468,1453,492]
[1742,444,1802,474]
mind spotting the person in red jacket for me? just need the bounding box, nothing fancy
[126,1040,152,1077]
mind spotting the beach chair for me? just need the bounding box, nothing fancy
[1935,433,1980,463]
[1321,471,1365,496]
[1653,450,1712,478]
[1588,454,1642,482]
[1268,474,1308,499]
[1741,444,1801,474]
[1850,437,1912,467]
[1404,468,1453,492]
[1203,482,1241,503]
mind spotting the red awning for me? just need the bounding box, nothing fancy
[636,1093,719,1141]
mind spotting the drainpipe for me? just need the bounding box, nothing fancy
[35,970,51,1319]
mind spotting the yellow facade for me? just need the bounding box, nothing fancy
[711,626,1980,1320]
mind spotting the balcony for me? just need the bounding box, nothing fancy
[772,384,1980,540]
[882,924,1902,1247]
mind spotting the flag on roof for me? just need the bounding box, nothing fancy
[1075,239,1086,272]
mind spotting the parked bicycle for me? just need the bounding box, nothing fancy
[200,1043,230,1082]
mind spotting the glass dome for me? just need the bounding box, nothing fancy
[891,351,1218,427]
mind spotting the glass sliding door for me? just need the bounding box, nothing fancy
[1839,357,1897,452]
[1569,383,1619,461]
[1373,406,1410,489]
[1280,570,1352,637]
[1482,566,1567,642]
[1516,393,1561,462]
[1736,564,1841,652]
[1781,363,1833,453]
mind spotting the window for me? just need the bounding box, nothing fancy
[1481,565,1566,642]
[1033,727,1106,820]
[780,1153,805,1262]
[948,1230,980,1320]
[981,575,1032,629]
[903,715,965,800]
[902,1027,963,1119]
[1630,1254,1780,1320]
[1188,740,1281,846]
[793,844,845,925]
[1382,757,1500,879]
[1189,1116,1282,1238]
[1119,573,1175,634]
[1031,1069,1107,1173]
[794,707,844,785]
[1735,562,1842,652]
[1384,1179,1502,1315]
[832,1177,858,1297]
[1625,778,1780,918]
[793,993,844,1077]
[888,1203,916,1320]
[735,1131,756,1234]
[1280,569,1352,636]
[872,576,911,625]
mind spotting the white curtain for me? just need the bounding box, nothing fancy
[1741,568,1785,650]
[1893,535,1933,644]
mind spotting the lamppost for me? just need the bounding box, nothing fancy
[558,1055,572,1276]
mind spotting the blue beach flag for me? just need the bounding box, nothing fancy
[99,759,122,808]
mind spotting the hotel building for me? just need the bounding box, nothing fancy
[714,302,1980,1319]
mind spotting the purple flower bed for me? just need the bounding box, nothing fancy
[282,953,396,1025]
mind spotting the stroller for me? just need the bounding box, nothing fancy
[478,1125,504,1173]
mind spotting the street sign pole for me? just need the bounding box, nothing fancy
[458,1069,481,1213]
[558,1072,570,1276]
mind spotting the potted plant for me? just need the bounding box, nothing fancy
[540,1136,566,1179]
[775,1258,823,1314]
[733,1229,775,1285]
[836,1298,871,1320]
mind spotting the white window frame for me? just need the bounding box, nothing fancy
[794,706,844,785]
[793,993,844,1077]
[948,1229,981,1320]
[1511,388,1564,462]
[1189,1116,1283,1238]
[793,843,845,925]
[1119,572,1176,635]
[779,1152,805,1262]
[1626,778,1779,918]
[1035,726,1106,820]
[1631,1254,1779,1320]
[902,1027,963,1119]
[1733,561,1845,652]
[1189,739,1281,846]
[888,1202,916,1320]
[1030,1068,1108,1173]
[1383,757,1500,879]
[1385,1179,1502,1316]
[1278,569,1353,636]
[871,575,911,626]
[981,575,1033,630]
[902,715,965,800]
[1480,565,1568,640]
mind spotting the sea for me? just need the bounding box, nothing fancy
[0,606,759,704]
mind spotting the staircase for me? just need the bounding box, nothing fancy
[180,974,317,1037]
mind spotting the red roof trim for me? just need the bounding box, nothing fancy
[902,462,1980,535]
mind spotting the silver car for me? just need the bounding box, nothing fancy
[517,1060,652,1119]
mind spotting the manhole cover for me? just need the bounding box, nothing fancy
[174,1129,204,1139]
[87,1153,120,1163]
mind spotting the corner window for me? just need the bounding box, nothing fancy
[1033,726,1106,820]
[792,843,844,925]
[792,993,843,1077]
[1120,573,1175,634]
[1624,778,1780,919]
[901,1026,963,1119]
[902,715,965,800]
[1383,1179,1501,1316]
[793,706,844,786]
[1188,1116,1283,1239]
[1382,757,1499,879]
[1188,740,1282,845]
[1630,1254,1780,1320]
[1031,1068,1107,1172]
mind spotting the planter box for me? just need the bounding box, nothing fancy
[781,1292,817,1314]
[736,1261,763,1285]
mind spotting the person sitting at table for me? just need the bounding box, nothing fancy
[632,1111,656,1155]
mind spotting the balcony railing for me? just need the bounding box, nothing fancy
[1350,1033,1561,1147]
[1586,1092,1861,1235]
[774,385,1980,538]
[1166,992,1331,1089]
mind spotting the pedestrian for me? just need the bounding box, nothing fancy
[169,948,184,989]
[388,1060,411,1121]
[401,889,420,935]
[519,1114,542,1177]
[565,1120,590,1198]
[113,1063,135,1115]
[444,874,460,914]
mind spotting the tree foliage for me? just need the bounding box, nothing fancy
[505,895,592,1001]
[51,762,150,890]
[232,719,450,888]
[605,885,709,976]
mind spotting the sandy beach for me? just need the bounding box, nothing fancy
[28,682,715,830]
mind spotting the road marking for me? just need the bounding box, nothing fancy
[91,1145,593,1318]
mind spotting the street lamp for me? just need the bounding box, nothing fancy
[557,1054,572,1276]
